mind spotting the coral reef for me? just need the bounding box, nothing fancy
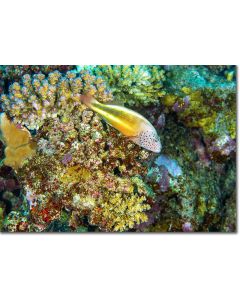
[15,108,154,232]
[0,65,236,232]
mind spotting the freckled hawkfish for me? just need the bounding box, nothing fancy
[80,94,161,153]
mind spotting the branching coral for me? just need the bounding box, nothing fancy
[0,65,75,83]
[90,193,150,232]
[84,65,166,107]
[0,70,113,130]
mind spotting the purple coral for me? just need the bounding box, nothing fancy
[25,189,37,209]
[0,177,19,191]
[61,153,73,165]
[157,166,170,192]
[192,130,211,167]
[146,165,170,192]
[208,135,236,158]
[173,96,190,112]
[156,113,165,129]
[182,222,193,232]
[136,203,161,231]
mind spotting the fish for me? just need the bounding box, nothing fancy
[80,94,161,153]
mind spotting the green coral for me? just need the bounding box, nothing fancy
[84,65,166,107]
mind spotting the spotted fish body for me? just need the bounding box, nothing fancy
[80,95,161,153]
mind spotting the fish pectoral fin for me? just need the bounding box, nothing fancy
[126,135,140,142]
[101,116,114,129]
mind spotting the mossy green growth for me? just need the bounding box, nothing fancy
[155,115,235,231]
[60,210,69,223]
[164,88,236,140]
[162,94,178,106]
[131,175,155,198]
[76,226,88,233]
[163,66,236,140]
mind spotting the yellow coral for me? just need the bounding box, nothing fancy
[181,87,192,94]
[163,94,178,107]
[176,91,216,133]
[226,71,234,82]
[0,113,36,170]
[90,193,150,232]
[197,196,207,218]
[60,165,91,184]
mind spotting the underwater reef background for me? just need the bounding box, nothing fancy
[0,65,236,232]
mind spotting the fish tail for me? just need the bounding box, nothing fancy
[80,94,98,108]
